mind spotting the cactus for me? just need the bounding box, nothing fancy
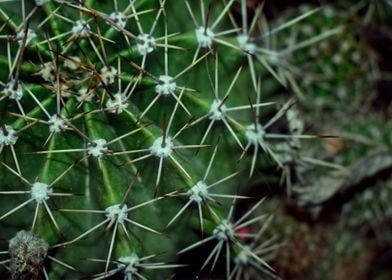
[0,0,382,279]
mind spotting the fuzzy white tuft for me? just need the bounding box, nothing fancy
[155,75,176,96]
[31,182,53,203]
[195,26,214,48]
[150,136,173,158]
[0,125,18,146]
[87,139,108,157]
[105,204,128,224]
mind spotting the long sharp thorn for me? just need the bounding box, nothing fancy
[49,159,80,187]
[105,221,118,272]
[43,201,61,234]
[204,145,218,181]
[155,156,164,191]
[162,112,167,146]
[0,198,33,221]
[13,20,30,84]
[204,3,212,34]
[166,200,192,229]
[125,218,161,235]
[120,170,139,207]
[198,202,204,235]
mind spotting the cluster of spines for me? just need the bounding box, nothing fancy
[0,0,344,279]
